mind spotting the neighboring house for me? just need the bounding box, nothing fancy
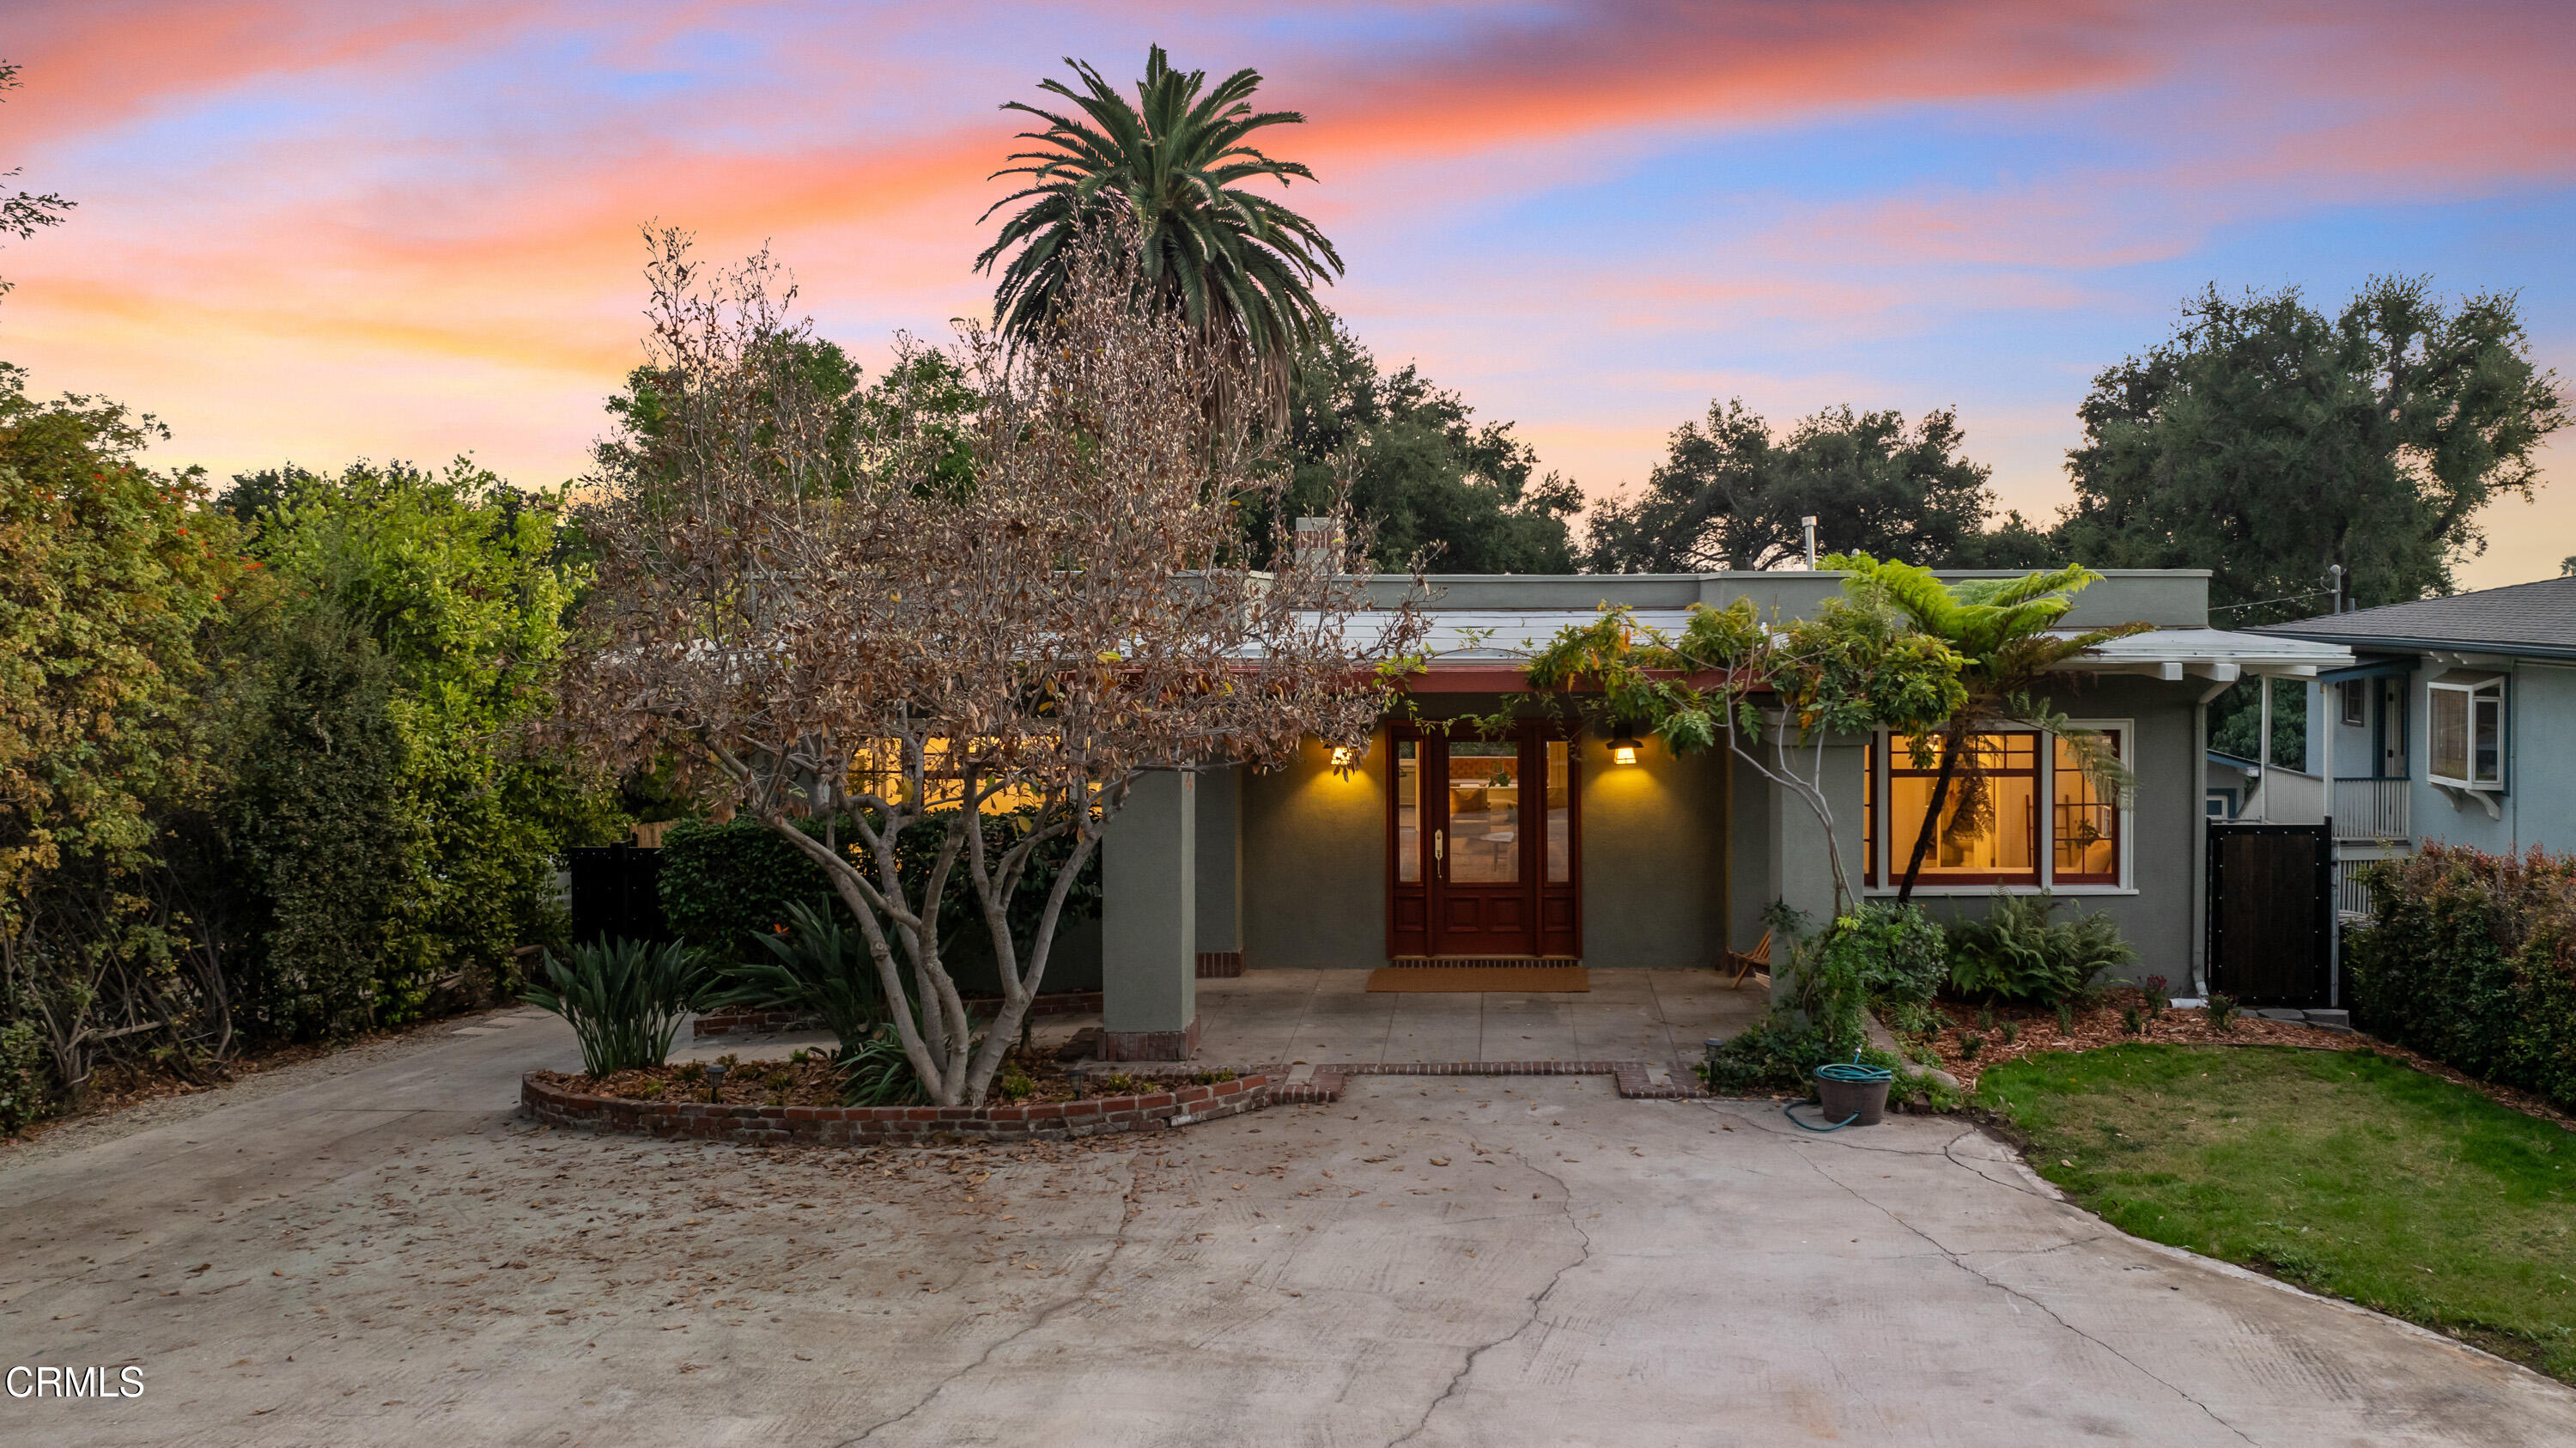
[2256,576,2576,918]
[2205,751,2322,823]
[1087,567,2352,1059]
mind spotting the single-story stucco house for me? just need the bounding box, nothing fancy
[1088,568,2354,1061]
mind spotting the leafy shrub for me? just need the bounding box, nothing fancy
[181,600,410,1042]
[1881,1000,1936,1037]
[1700,1017,1842,1092]
[523,937,711,1076]
[655,819,835,960]
[658,810,1102,965]
[1946,891,2136,1005]
[1707,904,1933,1092]
[1959,1031,1984,1060]
[2351,844,2576,1109]
[0,1020,49,1136]
[2205,993,2239,1032]
[2120,1007,2143,1035]
[835,1025,928,1106]
[1819,903,1949,1007]
[998,1071,1036,1101]
[712,900,886,1052]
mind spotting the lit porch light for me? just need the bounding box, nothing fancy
[1609,724,1643,766]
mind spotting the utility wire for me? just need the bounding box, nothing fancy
[2209,586,2337,617]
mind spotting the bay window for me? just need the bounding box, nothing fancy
[2427,676,2505,790]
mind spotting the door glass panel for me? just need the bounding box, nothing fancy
[1447,740,1520,884]
[1395,739,1420,883]
[1545,740,1571,883]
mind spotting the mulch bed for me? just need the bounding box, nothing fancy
[1902,988,2576,1133]
[534,1042,1255,1111]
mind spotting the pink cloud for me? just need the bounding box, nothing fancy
[0,0,2566,582]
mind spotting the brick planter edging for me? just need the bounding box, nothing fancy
[521,1071,1272,1145]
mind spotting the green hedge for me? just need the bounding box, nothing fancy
[657,818,836,958]
[2351,843,2576,1110]
[657,812,1102,970]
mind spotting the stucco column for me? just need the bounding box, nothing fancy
[1194,765,1243,974]
[1100,769,1198,1061]
[1762,738,1866,1008]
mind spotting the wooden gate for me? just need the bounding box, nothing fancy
[567,843,671,946]
[2205,824,2332,1007]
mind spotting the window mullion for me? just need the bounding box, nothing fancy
[2038,730,2055,891]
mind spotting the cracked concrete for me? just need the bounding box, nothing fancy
[1390,1153,1593,1448]
[5,1013,2574,1445]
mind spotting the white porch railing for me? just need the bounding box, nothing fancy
[2331,776,2409,841]
[2335,857,2379,920]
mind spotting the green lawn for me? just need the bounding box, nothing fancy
[1977,1043,2576,1384]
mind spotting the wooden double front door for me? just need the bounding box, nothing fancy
[1388,725,1580,958]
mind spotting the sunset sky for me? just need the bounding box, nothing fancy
[3,1,2570,585]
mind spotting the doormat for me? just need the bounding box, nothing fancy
[1365,966,1590,993]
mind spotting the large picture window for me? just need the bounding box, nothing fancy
[1865,726,2127,891]
[1885,733,2039,885]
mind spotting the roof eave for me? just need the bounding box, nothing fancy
[2254,629,2576,663]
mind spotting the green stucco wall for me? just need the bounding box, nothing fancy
[1239,698,1735,970]
[1235,674,2211,985]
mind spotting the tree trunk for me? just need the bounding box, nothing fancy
[1894,729,1964,905]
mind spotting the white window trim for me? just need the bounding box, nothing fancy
[1862,720,2137,897]
[2425,678,2506,792]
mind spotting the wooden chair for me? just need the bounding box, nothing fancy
[1725,930,1772,987]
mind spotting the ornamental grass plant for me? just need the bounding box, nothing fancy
[715,900,889,1053]
[523,937,712,1077]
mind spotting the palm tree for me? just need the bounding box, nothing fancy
[975,46,1342,406]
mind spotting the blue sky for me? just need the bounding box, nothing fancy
[4,0,2569,582]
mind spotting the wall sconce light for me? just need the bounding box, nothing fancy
[1328,745,1357,774]
[1608,724,1642,766]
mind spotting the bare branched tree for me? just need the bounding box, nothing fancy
[559,230,1423,1105]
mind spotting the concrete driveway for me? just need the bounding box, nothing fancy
[4,1012,2572,1446]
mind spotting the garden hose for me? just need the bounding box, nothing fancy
[1784,1054,1894,1132]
